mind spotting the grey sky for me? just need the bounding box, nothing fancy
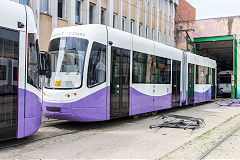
[185,0,240,20]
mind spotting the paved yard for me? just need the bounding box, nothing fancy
[1,102,240,159]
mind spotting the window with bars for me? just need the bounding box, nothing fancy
[139,23,142,36]
[113,14,117,28]
[101,9,105,25]
[40,0,49,14]
[75,0,81,23]
[122,17,126,31]
[130,20,134,33]
[89,4,94,24]
[58,0,66,19]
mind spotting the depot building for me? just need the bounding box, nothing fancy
[175,16,240,99]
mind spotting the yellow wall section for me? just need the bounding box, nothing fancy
[39,14,52,52]
[58,19,68,28]
[152,7,155,29]
[164,13,167,33]
[101,0,108,9]
[131,0,136,20]
[158,11,162,31]
[169,16,171,35]
[89,0,97,5]
[139,0,143,24]
[122,0,128,17]
[113,0,119,14]
[146,4,150,26]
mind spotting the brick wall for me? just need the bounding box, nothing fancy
[175,0,196,22]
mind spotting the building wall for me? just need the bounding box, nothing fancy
[175,0,195,22]
[14,0,179,52]
[175,16,240,50]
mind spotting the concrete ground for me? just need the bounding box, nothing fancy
[1,101,240,159]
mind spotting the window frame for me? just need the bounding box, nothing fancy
[89,4,94,24]
[40,0,49,14]
[75,0,81,24]
[58,0,66,19]
[113,14,117,28]
[132,51,171,84]
[139,23,142,36]
[101,8,106,25]
[122,17,126,31]
[87,42,107,88]
[130,20,134,33]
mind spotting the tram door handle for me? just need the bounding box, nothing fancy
[174,85,177,88]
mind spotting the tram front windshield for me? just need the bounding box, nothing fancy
[218,74,231,84]
[45,37,89,89]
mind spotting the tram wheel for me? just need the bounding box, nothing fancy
[151,111,158,116]
[133,114,140,119]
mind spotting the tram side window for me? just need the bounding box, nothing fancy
[87,42,106,87]
[155,56,171,84]
[0,65,6,80]
[133,51,171,84]
[27,33,39,89]
[196,65,210,84]
[132,52,149,83]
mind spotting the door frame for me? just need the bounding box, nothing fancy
[194,35,237,99]
[110,47,130,118]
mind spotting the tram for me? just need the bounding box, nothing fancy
[0,0,49,140]
[43,24,217,122]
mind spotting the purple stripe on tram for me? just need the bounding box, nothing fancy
[130,87,171,115]
[194,87,212,104]
[43,87,108,122]
[43,86,173,122]
[186,91,188,105]
[18,88,41,138]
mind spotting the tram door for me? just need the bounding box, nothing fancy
[110,47,130,118]
[172,60,181,107]
[188,64,195,104]
[0,27,19,140]
[212,68,216,99]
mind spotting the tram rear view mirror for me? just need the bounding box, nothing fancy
[39,52,52,78]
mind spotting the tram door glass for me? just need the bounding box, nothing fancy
[212,68,216,99]
[188,63,194,104]
[110,47,130,118]
[0,27,19,140]
[172,60,181,107]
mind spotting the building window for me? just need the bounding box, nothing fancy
[75,0,81,23]
[101,9,105,25]
[158,31,160,42]
[146,27,149,38]
[122,17,126,31]
[19,0,30,6]
[152,29,155,40]
[58,0,66,19]
[89,4,94,24]
[40,0,49,14]
[130,20,134,33]
[113,14,117,28]
[139,23,142,36]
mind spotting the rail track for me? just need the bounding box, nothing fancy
[198,123,240,160]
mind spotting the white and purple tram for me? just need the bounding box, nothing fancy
[0,1,43,140]
[43,24,217,122]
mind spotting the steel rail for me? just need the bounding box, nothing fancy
[198,124,240,160]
